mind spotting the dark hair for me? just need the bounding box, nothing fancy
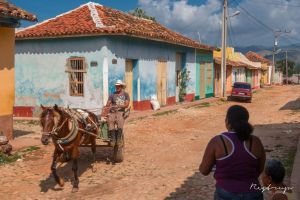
[226,105,253,141]
[265,159,285,184]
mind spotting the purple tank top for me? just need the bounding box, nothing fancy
[214,132,261,193]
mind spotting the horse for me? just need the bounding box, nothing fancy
[40,104,98,192]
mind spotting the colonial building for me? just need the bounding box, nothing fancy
[0,0,36,139]
[15,2,214,116]
[246,51,271,86]
[213,47,262,96]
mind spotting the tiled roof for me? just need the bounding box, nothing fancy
[0,1,37,22]
[16,2,213,50]
[214,57,259,69]
[246,51,271,64]
[237,52,261,69]
[214,57,240,67]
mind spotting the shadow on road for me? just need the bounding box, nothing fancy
[165,122,300,200]
[39,146,114,193]
[166,172,214,200]
[13,129,34,138]
[280,98,300,111]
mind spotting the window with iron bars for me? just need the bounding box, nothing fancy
[66,57,87,96]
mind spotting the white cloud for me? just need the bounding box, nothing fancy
[138,0,300,47]
[139,0,222,46]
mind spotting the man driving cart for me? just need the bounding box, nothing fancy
[105,80,130,147]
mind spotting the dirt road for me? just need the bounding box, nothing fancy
[1,85,300,200]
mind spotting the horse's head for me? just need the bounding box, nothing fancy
[40,104,62,145]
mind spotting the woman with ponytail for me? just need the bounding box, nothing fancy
[199,105,266,200]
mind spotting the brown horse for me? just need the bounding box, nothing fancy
[40,104,98,192]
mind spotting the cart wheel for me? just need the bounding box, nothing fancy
[113,134,124,163]
[113,145,124,163]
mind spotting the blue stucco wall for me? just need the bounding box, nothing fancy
[15,35,209,115]
[15,37,106,113]
[105,36,196,101]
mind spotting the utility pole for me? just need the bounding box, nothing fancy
[271,29,290,84]
[271,31,279,85]
[285,50,288,85]
[221,0,228,97]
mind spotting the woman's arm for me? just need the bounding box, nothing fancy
[253,136,266,174]
[199,137,216,176]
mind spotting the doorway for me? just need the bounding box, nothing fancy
[125,59,134,109]
[157,60,167,106]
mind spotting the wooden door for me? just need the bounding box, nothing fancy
[125,59,134,109]
[226,66,232,93]
[200,62,206,98]
[214,65,221,97]
[157,60,167,106]
[246,69,252,85]
[205,63,213,97]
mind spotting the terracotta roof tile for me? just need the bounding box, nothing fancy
[214,57,240,67]
[246,51,271,64]
[16,2,213,50]
[0,1,37,22]
[214,57,259,69]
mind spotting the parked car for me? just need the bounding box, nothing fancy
[229,82,252,103]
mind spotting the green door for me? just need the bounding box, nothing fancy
[205,62,214,98]
[246,69,252,85]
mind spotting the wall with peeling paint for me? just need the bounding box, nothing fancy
[105,36,196,101]
[15,35,210,116]
[16,37,105,115]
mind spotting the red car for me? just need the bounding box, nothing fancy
[229,82,252,103]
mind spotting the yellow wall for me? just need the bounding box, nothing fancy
[213,47,235,94]
[213,47,235,59]
[261,63,269,84]
[0,27,15,116]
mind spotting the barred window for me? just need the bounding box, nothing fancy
[66,57,87,96]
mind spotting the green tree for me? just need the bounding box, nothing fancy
[128,8,156,21]
[276,60,296,77]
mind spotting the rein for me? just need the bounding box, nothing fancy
[42,108,98,151]
[42,118,68,136]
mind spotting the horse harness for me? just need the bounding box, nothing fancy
[42,108,98,151]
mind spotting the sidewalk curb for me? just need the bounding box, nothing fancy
[127,97,221,122]
[13,97,222,122]
[291,136,300,199]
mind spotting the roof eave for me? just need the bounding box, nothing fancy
[16,33,213,51]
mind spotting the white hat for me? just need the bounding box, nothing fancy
[115,80,125,86]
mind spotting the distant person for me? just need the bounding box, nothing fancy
[199,105,266,200]
[261,159,295,200]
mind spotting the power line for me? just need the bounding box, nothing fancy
[282,34,300,44]
[232,0,274,33]
[228,0,275,45]
[253,0,300,8]
[231,0,300,47]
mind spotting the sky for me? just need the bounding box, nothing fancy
[11,0,300,47]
